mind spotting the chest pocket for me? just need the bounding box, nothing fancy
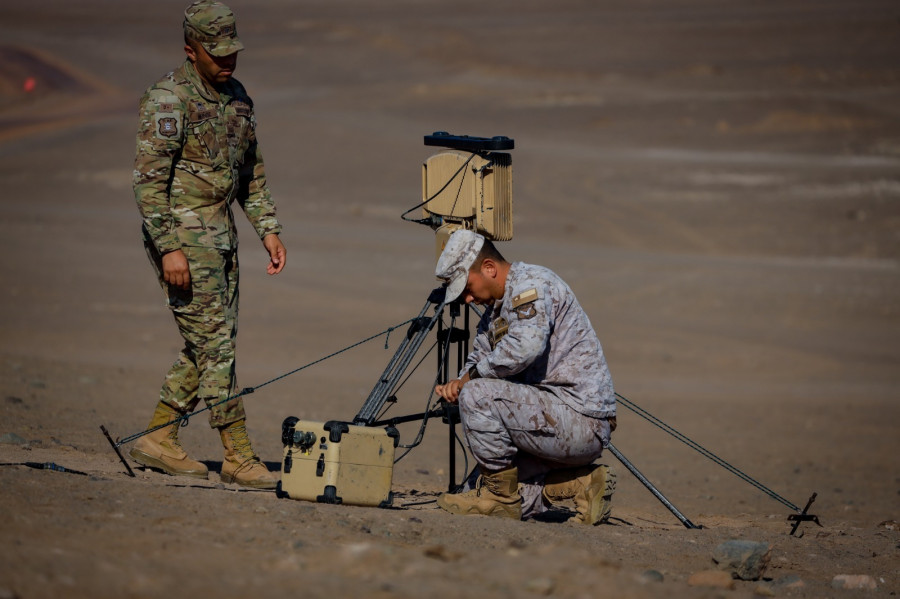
[225,101,252,165]
[188,102,224,168]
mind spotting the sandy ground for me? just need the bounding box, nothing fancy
[1,1,899,597]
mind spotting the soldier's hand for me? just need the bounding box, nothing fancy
[263,233,286,275]
[162,249,191,290]
[434,377,466,403]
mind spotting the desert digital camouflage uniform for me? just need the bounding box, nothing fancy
[133,58,280,428]
[458,262,616,516]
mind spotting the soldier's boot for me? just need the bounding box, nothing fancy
[543,464,616,525]
[437,467,522,520]
[219,420,278,489]
[129,402,208,479]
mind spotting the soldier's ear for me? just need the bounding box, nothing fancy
[481,259,497,279]
[184,43,197,62]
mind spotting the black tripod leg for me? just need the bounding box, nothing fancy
[437,312,455,490]
[607,442,699,529]
[354,289,445,425]
[441,301,469,491]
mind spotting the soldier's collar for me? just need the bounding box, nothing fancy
[181,59,232,103]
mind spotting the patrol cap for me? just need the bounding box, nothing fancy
[435,229,485,302]
[183,0,244,57]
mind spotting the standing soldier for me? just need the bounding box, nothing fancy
[130,0,286,488]
[433,229,617,522]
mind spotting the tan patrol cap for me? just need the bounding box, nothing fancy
[183,0,244,57]
[435,229,485,302]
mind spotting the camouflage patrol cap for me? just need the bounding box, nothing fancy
[184,0,244,57]
[435,229,485,302]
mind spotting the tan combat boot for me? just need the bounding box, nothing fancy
[129,402,208,479]
[219,420,277,489]
[543,463,615,525]
[437,467,522,520]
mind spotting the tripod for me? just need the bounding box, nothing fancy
[350,285,702,527]
[354,286,473,491]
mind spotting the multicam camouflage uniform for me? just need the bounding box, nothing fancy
[133,58,280,428]
[458,262,616,517]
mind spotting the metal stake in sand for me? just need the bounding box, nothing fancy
[788,492,822,536]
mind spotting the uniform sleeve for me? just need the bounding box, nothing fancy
[477,286,552,379]
[459,310,493,379]
[133,88,185,254]
[236,113,281,239]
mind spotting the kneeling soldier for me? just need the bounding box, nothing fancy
[433,230,616,522]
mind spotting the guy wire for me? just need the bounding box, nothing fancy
[119,294,795,513]
[116,317,416,446]
[615,392,800,512]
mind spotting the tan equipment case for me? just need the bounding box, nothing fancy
[276,418,398,507]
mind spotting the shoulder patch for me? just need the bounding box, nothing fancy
[157,116,179,138]
[511,288,538,308]
[514,303,537,320]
